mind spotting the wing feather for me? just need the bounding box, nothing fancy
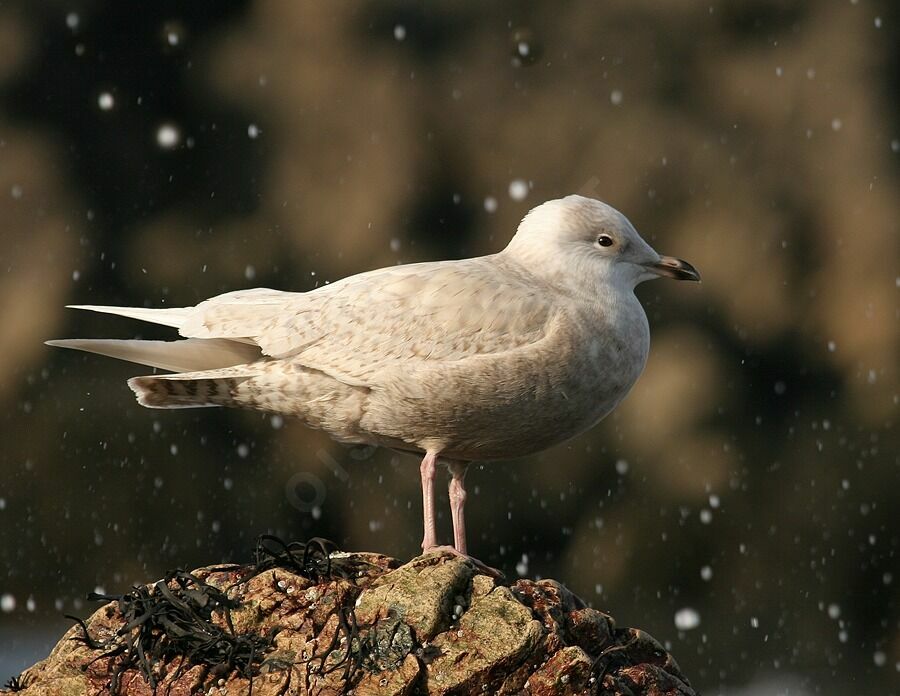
[177,257,555,387]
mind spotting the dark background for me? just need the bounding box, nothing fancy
[0,1,897,693]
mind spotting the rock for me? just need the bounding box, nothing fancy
[6,548,696,696]
[355,551,474,642]
[426,585,543,694]
[526,646,594,695]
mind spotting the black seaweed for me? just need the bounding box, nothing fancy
[251,535,343,581]
[64,535,368,695]
[1,674,31,692]
[68,569,272,693]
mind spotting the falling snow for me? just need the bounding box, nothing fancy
[515,554,529,576]
[156,123,181,148]
[674,607,700,631]
[508,179,528,201]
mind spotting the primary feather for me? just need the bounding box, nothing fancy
[65,304,192,329]
[44,338,262,373]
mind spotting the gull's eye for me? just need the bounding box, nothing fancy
[596,234,614,248]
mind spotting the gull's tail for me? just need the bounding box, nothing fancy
[47,295,288,409]
[128,370,255,409]
[47,306,266,409]
[46,338,265,409]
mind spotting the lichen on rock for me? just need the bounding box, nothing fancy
[7,546,696,696]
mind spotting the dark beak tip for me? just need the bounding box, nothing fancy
[683,262,702,283]
[653,256,701,282]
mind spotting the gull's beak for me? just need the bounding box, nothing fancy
[648,255,701,282]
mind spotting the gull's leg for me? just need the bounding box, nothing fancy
[418,457,501,578]
[448,461,469,555]
[420,451,439,552]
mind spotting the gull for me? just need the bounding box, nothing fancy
[47,195,699,559]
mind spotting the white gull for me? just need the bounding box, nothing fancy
[47,195,700,557]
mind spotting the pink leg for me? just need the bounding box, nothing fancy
[448,461,469,555]
[420,451,439,551]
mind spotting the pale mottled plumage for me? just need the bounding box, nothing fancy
[48,195,699,556]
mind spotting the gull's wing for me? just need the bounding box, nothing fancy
[180,256,555,387]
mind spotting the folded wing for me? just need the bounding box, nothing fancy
[177,258,555,387]
[50,259,556,391]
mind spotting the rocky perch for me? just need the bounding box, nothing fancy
[8,540,695,695]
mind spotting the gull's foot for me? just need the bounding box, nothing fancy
[423,545,505,579]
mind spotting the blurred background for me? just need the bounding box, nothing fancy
[0,0,897,693]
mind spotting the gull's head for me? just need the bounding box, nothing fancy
[504,194,700,294]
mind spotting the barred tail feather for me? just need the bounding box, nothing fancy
[128,372,252,409]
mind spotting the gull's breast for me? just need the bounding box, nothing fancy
[547,295,651,434]
[361,298,651,461]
